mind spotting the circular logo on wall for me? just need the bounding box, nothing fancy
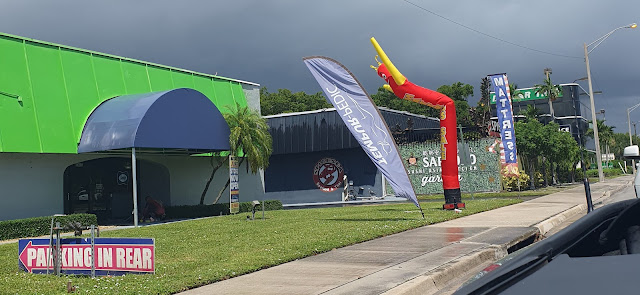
[313,158,344,192]
[117,171,129,185]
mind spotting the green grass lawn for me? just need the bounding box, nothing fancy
[0,199,520,294]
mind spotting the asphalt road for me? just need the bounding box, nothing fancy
[602,181,637,204]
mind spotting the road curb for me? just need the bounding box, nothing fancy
[534,204,587,236]
[534,178,633,236]
[380,247,502,295]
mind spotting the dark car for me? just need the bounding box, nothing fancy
[454,197,640,294]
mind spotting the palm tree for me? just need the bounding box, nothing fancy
[478,77,491,129]
[520,105,540,122]
[509,83,524,117]
[586,119,615,168]
[211,103,273,204]
[534,73,562,123]
[586,119,615,148]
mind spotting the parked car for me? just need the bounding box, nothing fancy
[454,146,640,295]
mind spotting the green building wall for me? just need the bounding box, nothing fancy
[0,32,255,154]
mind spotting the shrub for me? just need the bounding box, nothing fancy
[557,167,585,183]
[535,172,544,187]
[586,168,623,178]
[556,167,569,183]
[0,214,97,241]
[165,200,283,219]
[503,172,530,191]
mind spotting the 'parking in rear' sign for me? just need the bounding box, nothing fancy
[18,238,154,276]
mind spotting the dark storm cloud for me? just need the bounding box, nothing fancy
[1,0,639,130]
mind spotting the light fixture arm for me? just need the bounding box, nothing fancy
[629,102,640,114]
[574,83,589,96]
[587,23,637,54]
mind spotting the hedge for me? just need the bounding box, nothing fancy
[165,200,283,219]
[586,168,623,178]
[0,214,97,241]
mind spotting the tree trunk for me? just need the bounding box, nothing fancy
[199,157,228,205]
[213,178,231,205]
[548,99,555,122]
[542,157,548,187]
[212,157,246,204]
[529,159,536,190]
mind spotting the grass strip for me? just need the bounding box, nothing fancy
[0,199,520,294]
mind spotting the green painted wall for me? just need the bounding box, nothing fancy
[388,138,502,195]
[0,33,253,154]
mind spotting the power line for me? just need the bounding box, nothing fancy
[401,0,582,59]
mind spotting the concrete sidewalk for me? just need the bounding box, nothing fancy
[180,176,633,295]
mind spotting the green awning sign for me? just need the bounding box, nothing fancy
[490,87,563,104]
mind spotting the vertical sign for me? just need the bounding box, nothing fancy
[229,155,239,214]
[489,73,519,176]
[303,56,421,209]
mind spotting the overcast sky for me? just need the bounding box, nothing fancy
[1,0,639,132]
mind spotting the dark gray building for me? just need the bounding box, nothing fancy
[262,107,440,205]
[490,84,590,145]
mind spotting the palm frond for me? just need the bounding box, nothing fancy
[222,103,273,173]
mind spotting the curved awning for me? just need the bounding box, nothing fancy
[78,88,230,153]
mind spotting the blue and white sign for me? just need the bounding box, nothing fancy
[304,56,420,209]
[489,74,518,165]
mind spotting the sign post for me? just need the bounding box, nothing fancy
[132,148,139,227]
[229,155,239,214]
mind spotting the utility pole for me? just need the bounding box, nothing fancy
[585,43,605,182]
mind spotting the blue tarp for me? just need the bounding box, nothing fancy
[78,88,230,153]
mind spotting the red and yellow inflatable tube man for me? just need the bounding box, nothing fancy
[371,37,463,209]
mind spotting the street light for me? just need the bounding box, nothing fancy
[584,22,637,182]
[627,102,640,174]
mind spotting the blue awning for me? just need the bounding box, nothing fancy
[78,88,230,153]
